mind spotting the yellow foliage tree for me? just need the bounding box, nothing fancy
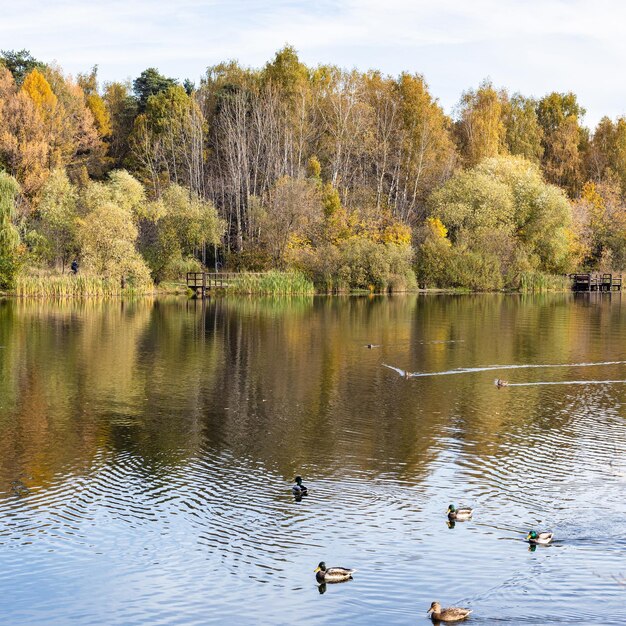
[425,216,450,245]
[0,67,50,197]
[86,93,112,138]
[456,80,506,166]
[21,69,57,120]
[580,181,605,230]
[321,183,354,243]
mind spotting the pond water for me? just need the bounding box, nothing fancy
[0,294,625,625]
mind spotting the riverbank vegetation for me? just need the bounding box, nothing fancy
[1,47,626,294]
[15,273,151,297]
[228,271,314,295]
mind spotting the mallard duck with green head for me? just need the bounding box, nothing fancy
[314,561,356,583]
[427,601,472,622]
[447,504,473,521]
[292,476,308,496]
[526,530,553,545]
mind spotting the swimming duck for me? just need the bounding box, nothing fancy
[526,530,553,545]
[383,363,414,378]
[292,476,308,496]
[365,343,381,349]
[427,602,472,622]
[447,504,473,521]
[314,561,356,583]
[10,480,30,497]
[494,378,509,388]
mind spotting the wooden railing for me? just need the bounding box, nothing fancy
[570,273,622,292]
[186,272,271,294]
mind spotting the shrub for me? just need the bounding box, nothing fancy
[416,240,502,290]
[292,239,416,292]
[415,236,456,288]
[0,245,24,291]
[451,249,503,291]
[224,247,274,272]
[162,256,203,281]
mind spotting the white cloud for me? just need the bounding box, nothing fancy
[1,0,625,125]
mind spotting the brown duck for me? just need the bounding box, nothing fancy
[427,601,472,622]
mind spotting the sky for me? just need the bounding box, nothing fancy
[1,0,624,128]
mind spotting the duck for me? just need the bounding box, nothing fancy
[447,504,473,521]
[365,343,381,349]
[314,561,356,583]
[383,363,414,378]
[526,530,553,545]
[427,601,472,622]
[494,378,509,388]
[292,476,308,496]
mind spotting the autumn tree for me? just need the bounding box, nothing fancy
[262,45,313,176]
[314,66,372,190]
[200,60,257,120]
[455,80,506,166]
[391,73,457,223]
[22,69,57,122]
[478,156,573,273]
[78,66,112,141]
[41,65,102,175]
[5,65,103,190]
[263,176,321,265]
[586,116,626,194]
[140,184,225,282]
[428,166,515,241]
[35,169,78,271]
[428,155,575,282]
[205,77,264,250]
[502,93,543,164]
[77,176,152,286]
[130,85,206,195]
[536,92,585,195]
[200,51,318,253]
[0,67,49,197]
[587,117,614,182]
[262,45,308,105]
[79,202,142,275]
[103,81,138,166]
[573,178,626,269]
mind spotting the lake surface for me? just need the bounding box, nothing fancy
[0,294,625,625]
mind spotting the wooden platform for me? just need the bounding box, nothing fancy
[570,273,622,292]
[186,272,270,297]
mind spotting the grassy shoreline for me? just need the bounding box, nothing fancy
[1,270,576,298]
[12,274,154,298]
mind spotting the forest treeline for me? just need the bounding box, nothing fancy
[1,46,626,292]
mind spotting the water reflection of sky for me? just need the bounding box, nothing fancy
[0,294,625,624]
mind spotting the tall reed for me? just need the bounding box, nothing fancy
[15,275,154,297]
[228,271,315,295]
[517,271,571,292]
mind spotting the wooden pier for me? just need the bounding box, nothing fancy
[570,273,622,292]
[187,272,233,296]
[186,272,269,297]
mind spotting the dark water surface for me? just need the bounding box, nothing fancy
[0,294,625,625]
